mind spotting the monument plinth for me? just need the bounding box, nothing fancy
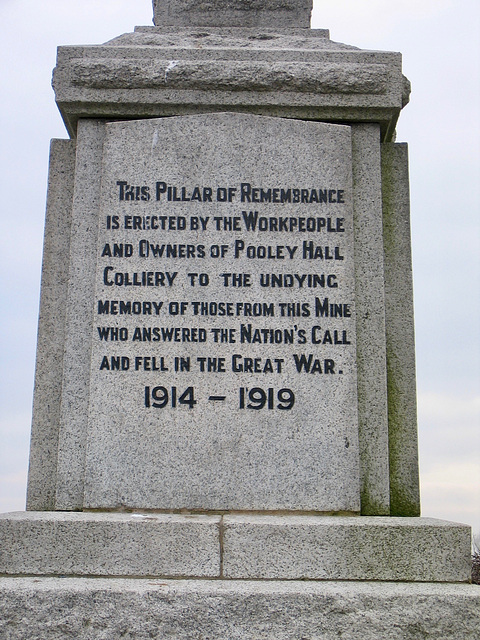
[1,0,478,637]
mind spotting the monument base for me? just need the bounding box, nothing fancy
[1,577,479,639]
[1,512,479,637]
[0,512,472,582]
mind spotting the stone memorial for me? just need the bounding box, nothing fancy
[1,0,479,637]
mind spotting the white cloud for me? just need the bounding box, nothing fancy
[0,472,28,513]
[418,393,480,461]
[418,393,480,533]
[0,412,30,513]
[312,0,456,44]
[421,462,480,532]
[419,393,480,423]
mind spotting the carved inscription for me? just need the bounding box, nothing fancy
[98,180,351,396]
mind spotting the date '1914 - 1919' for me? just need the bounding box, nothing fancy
[144,386,295,410]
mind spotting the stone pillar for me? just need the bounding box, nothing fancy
[153,0,313,28]
[1,1,478,637]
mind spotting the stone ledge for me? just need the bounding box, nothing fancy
[69,59,390,94]
[0,513,471,582]
[153,0,313,29]
[223,515,472,581]
[0,578,479,639]
[0,512,220,577]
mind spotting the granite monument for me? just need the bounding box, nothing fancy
[1,1,478,637]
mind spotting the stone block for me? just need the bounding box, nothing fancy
[153,0,313,29]
[26,139,76,511]
[0,578,479,639]
[0,512,220,577]
[53,120,106,510]
[381,143,420,516]
[351,124,390,514]
[44,113,361,513]
[222,515,472,581]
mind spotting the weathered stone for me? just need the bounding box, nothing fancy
[1,578,479,639]
[351,124,390,514]
[26,140,76,511]
[53,121,105,510]
[52,30,407,141]
[70,59,389,94]
[0,512,220,577]
[1,513,469,583]
[153,0,313,29]
[381,143,420,516]
[222,515,472,581]
[26,116,424,518]
[71,113,359,513]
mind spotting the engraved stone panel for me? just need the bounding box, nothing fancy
[82,113,360,511]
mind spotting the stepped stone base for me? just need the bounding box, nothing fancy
[1,578,479,639]
[0,512,472,582]
[1,512,477,637]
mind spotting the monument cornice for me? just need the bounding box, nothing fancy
[53,27,410,142]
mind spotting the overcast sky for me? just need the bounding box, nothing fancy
[0,0,478,537]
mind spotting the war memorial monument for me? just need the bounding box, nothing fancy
[1,0,479,637]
